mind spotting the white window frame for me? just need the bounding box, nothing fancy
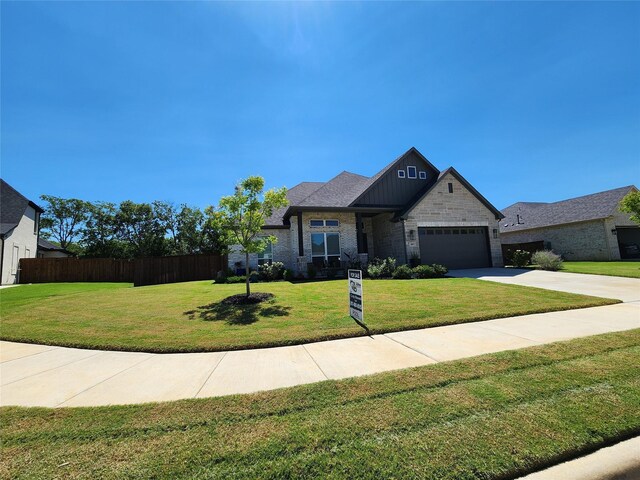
[397,169,406,178]
[419,171,427,179]
[407,166,417,179]
[309,219,340,227]
[257,239,273,265]
[310,232,341,265]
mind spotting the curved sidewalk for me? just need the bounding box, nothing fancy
[1,301,639,408]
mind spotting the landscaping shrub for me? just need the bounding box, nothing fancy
[306,263,317,279]
[367,262,384,279]
[431,264,448,276]
[283,269,294,282]
[392,264,413,279]
[258,262,285,281]
[380,257,397,277]
[413,265,436,278]
[223,275,246,284]
[511,249,532,268]
[532,250,563,271]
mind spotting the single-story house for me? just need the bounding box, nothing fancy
[500,185,639,261]
[229,147,504,275]
[37,238,74,258]
[0,179,44,284]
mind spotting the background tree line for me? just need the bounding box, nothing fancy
[39,195,228,259]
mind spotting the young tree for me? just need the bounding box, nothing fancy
[39,195,91,249]
[216,176,288,297]
[620,190,640,224]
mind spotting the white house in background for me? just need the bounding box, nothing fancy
[0,179,44,284]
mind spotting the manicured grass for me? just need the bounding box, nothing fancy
[1,330,639,479]
[561,261,640,279]
[0,279,618,352]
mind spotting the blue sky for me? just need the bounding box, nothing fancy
[2,1,639,210]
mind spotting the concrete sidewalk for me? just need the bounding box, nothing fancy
[2,302,639,408]
[518,436,640,480]
[448,268,640,303]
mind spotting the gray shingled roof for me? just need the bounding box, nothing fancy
[264,181,325,226]
[38,238,65,251]
[500,185,637,233]
[297,171,370,207]
[1,179,43,236]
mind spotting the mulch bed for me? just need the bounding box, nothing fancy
[221,293,275,305]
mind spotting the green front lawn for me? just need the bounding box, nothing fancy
[0,279,618,353]
[2,330,639,479]
[561,261,640,278]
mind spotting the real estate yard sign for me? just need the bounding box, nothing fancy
[348,269,363,322]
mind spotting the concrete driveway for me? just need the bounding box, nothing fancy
[448,268,640,303]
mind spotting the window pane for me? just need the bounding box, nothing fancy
[310,220,323,227]
[326,233,340,255]
[398,170,405,178]
[325,220,339,227]
[407,166,417,178]
[311,233,325,256]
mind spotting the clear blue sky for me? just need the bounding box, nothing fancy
[2,1,639,210]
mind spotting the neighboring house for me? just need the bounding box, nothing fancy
[500,185,639,261]
[229,147,504,275]
[0,179,44,284]
[37,238,73,258]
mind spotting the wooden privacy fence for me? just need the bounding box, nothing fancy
[19,258,134,284]
[18,254,227,287]
[501,241,545,265]
[133,254,227,287]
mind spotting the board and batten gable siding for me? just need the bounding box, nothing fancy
[353,150,437,208]
[1,205,39,284]
[404,171,503,267]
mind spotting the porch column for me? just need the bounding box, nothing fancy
[356,213,364,254]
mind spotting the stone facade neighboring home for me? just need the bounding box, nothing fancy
[37,238,74,258]
[0,179,44,284]
[229,147,504,275]
[500,185,639,261]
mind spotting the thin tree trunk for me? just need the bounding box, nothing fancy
[245,252,250,297]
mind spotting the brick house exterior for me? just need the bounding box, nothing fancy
[229,147,504,275]
[500,186,639,261]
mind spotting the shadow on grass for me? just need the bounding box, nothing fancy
[184,300,292,325]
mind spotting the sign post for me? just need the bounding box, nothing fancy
[348,269,363,322]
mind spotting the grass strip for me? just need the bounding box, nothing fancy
[1,329,639,479]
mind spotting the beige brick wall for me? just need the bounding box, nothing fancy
[372,213,407,263]
[228,228,291,273]
[502,207,639,261]
[500,220,610,261]
[404,172,503,266]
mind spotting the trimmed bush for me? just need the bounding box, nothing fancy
[258,262,285,281]
[392,264,413,279]
[283,269,294,282]
[223,275,246,284]
[511,249,532,268]
[367,262,384,279]
[532,250,563,271]
[431,264,448,276]
[413,265,436,278]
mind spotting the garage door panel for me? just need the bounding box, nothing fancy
[418,227,491,269]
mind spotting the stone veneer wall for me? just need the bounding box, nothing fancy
[371,213,407,263]
[403,171,503,267]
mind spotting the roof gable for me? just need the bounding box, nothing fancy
[500,185,637,233]
[350,147,439,208]
[1,179,44,236]
[397,167,504,220]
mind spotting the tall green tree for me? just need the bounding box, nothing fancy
[39,195,91,249]
[216,176,288,297]
[115,201,168,258]
[620,190,640,224]
[81,201,127,258]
